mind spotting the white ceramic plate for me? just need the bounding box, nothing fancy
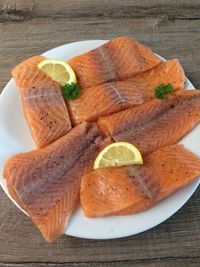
[0,40,199,240]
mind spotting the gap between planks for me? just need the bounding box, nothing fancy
[0,256,200,266]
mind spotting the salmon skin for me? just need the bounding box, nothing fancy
[12,55,72,148]
[98,90,200,155]
[3,122,111,242]
[81,145,200,217]
[68,59,184,125]
[68,36,161,89]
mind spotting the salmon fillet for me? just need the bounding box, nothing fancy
[80,145,200,217]
[98,90,200,155]
[12,56,71,148]
[68,36,161,89]
[68,59,185,125]
[3,122,111,242]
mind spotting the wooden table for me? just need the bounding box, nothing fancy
[0,1,200,266]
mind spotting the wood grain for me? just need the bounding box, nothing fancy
[0,1,200,266]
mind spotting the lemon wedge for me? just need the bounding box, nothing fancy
[94,142,143,169]
[38,59,76,85]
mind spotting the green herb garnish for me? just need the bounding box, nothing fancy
[61,83,80,100]
[155,83,174,100]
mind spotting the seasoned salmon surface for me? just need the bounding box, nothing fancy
[4,122,111,242]
[98,90,200,155]
[81,145,200,217]
[68,59,184,125]
[12,56,72,148]
[68,36,161,89]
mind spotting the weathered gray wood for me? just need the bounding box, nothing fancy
[0,0,200,21]
[0,186,199,264]
[0,258,200,267]
[0,0,200,266]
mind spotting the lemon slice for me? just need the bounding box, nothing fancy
[38,59,76,85]
[94,142,143,169]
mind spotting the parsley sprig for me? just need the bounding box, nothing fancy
[61,83,80,100]
[155,83,174,100]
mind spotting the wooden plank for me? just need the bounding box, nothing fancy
[0,257,200,267]
[0,0,200,21]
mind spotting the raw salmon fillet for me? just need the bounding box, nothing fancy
[68,36,161,88]
[12,56,71,148]
[98,90,200,155]
[3,122,111,242]
[68,59,184,125]
[81,145,200,217]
